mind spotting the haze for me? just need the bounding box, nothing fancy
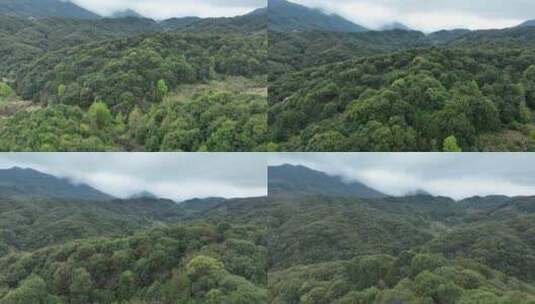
[291,0,534,32]
[0,153,267,201]
[70,0,266,19]
[270,153,535,200]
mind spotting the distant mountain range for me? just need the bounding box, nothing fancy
[0,167,113,201]
[0,0,266,27]
[268,164,387,199]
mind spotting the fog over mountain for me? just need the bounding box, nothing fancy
[269,153,535,200]
[0,153,267,201]
[289,0,534,31]
[70,0,266,19]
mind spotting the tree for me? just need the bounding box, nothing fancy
[2,275,49,304]
[186,255,224,281]
[0,82,13,98]
[70,268,93,304]
[57,84,66,97]
[443,135,462,152]
[156,79,169,101]
[88,101,113,129]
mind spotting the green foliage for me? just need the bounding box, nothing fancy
[267,193,535,303]
[18,33,266,114]
[0,79,268,151]
[57,84,66,98]
[0,13,267,152]
[0,222,268,304]
[1,275,49,304]
[270,33,535,151]
[88,101,113,129]
[443,135,462,152]
[0,83,13,99]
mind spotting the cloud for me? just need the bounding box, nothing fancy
[70,0,266,19]
[291,0,531,31]
[0,153,267,201]
[269,153,535,200]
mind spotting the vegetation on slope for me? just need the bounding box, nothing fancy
[0,77,269,151]
[0,222,268,304]
[266,194,535,303]
[270,47,535,151]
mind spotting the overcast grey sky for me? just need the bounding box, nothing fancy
[70,0,265,19]
[0,153,267,201]
[269,153,535,200]
[292,0,534,31]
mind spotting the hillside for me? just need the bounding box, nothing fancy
[0,0,100,19]
[268,0,367,33]
[0,221,268,303]
[0,163,535,303]
[268,164,386,199]
[269,26,535,152]
[0,8,268,152]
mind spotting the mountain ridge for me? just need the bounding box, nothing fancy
[0,0,100,19]
[268,0,367,32]
[268,164,387,199]
[0,166,114,201]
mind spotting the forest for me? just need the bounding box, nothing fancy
[268,23,535,151]
[265,165,535,304]
[1,165,535,303]
[0,8,268,151]
[0,184,270,303]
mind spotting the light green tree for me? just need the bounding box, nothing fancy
[443,135,462,152]
[88,101,113,129]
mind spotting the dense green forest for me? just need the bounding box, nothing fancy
[0,169,270,303]
[0,7,268,152]
[264,165,535,303]
[2,164,535,303]
[269,19,535,151]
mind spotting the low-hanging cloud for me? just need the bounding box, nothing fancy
[269,153,535,200]
[0,153,267,201]
[291,0,533,31]
[70,0,265,19]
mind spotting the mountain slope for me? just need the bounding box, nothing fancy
[0,0,100,19]
[0,167,113,200]
[268,164,387,199]
[519,19,535,27]
[268,0,367,32]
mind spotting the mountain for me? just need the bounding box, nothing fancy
[111,9,143,18]
[518,19,535,27]
[380,22,412,31]
[268,0,367,32]
[0,0,100,19]
[268,164,387,199]
[0,167,113,200]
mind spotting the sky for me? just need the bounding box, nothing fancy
[69,0,265,19]
[0,153,267,201]
[269,153,535,200]
[291,0,534,32]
